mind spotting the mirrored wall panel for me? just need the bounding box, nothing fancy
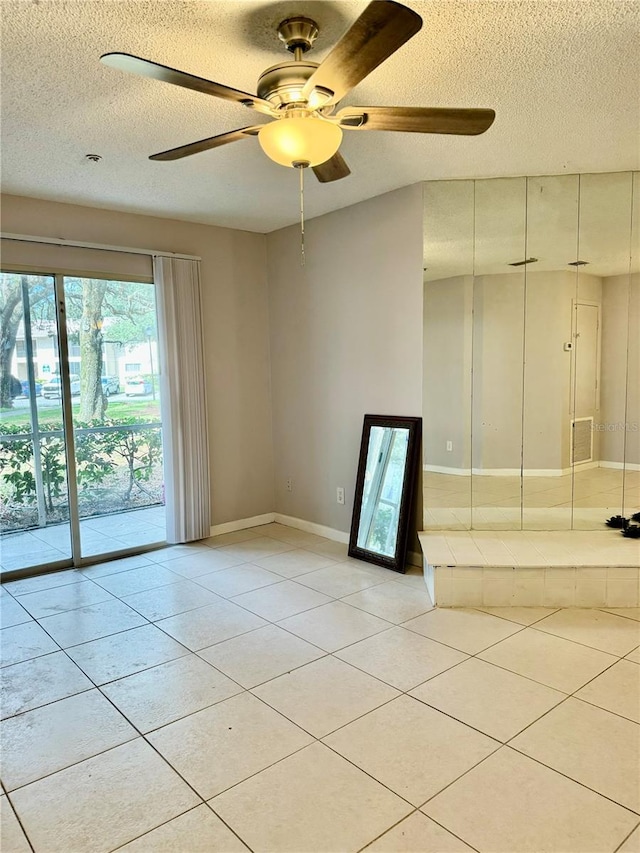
[572,173,634,528]
[423,180,474,529]
[522,174,579,529]
[471,177,526,530]
[423,171,638,530]
[625,172,640,518]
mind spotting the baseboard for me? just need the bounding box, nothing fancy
[424,464,611,477]
[274,514,423,569]
[600,460,640,472]
[210,513,275,537]
[406,550,423,569]
[273,513,349,544]
[424,465,564,477]
[424,465,472,476]
[210,512,422,570]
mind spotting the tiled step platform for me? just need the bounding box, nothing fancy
[418,530,640,608]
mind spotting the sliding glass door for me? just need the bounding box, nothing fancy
[0,274,74,572]
[0,271,166,577]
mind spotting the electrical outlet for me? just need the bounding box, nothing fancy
[286,478,292,492]
[336,486,345,505]
[446,440,453,452]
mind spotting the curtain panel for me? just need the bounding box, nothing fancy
[154,256,210,542]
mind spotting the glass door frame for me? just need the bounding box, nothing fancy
[1,269,166,582]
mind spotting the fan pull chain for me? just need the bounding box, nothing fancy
[299,163,306,267]
[294,161,308,267]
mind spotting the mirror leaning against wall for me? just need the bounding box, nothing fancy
[349,414,422,573]
[423,171,639,532]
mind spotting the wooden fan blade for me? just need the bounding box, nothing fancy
[336,106,496,135]
[302,1,422,106]
[312,152,351,183]
[149,126,263,161]
[100,53,274,117]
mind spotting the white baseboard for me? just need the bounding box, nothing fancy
[600,460,640,472]
[424,465,563,477]
[273,513,350,544]
[424,465,472,476]
[210,513,275,537]
[210,512,422,570]
[272,513,424,569]
[424,464,611,477]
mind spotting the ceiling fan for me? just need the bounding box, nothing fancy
[101,0,495,183]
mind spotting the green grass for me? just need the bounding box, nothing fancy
[0,399,161,428]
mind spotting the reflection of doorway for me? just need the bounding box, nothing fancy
[572,301,601,464]
[0,271,166,576]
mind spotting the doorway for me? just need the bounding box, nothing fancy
[0,271,166,577]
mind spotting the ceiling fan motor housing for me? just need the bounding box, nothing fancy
[257,60,320,108]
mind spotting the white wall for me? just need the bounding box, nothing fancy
[266,185,424,537]
[0,193,275,526]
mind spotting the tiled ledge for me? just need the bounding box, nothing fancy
[418,531,639,607]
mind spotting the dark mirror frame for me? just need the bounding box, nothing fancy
[348,414,422,574]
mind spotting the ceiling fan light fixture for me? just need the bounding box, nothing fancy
[258,115,342,168]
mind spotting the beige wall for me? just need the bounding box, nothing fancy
[471,273,526,470]
[601,273,640,466]
[423,275,473,470]
[266,185,424,537]
[0,193,275,526]
[523,272,573,471]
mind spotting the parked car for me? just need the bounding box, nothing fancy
[101,376,120,396]
[124,377,152,396]
[21,380,43,398]
[42,376,80,398]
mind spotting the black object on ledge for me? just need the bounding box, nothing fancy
[622,525,640,538]
[606,515,629,529]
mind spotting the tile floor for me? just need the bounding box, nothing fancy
[420,530,640,570]
[1,522,639,853]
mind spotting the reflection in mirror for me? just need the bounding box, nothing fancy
[423,180,474,530]
[470,177,527,529]
[357,426,409,555]
[572,173,633,528]
[422,171,638,532]
[522,174,579,529]
[349,415,421,573]
[623,172,640,519]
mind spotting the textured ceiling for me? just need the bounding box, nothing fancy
[1,0,639,233]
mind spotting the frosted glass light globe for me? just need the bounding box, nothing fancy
[259,116,342,168]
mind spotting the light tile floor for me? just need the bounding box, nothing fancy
[1,522,639,853]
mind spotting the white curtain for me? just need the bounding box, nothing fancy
[154,256,210,543]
